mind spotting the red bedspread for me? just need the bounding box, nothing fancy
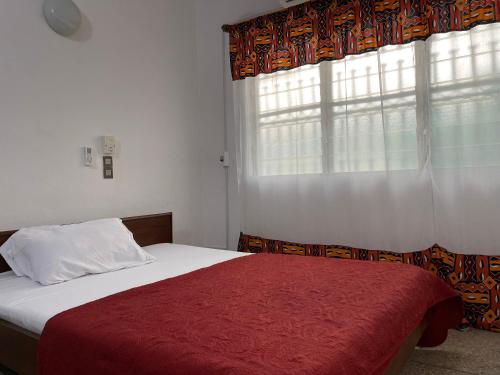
[38,254,462,375]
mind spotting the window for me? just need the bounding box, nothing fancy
[328,44,418,173]
[256,65,323,176]
[430,24,500,168]
[248,24,500,177]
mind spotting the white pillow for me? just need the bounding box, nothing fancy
[0,225,58,277]
[0,218,155,285]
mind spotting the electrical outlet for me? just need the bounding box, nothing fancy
[219,151,230,168]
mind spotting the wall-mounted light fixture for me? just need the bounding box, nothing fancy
[43,0,82,37]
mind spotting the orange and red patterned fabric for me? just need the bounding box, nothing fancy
[225,0,500,80]
[238,233,500,333]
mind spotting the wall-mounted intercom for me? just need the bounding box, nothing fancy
[83,147,93,167]
[102,136,117,155]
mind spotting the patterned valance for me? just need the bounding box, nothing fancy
[238,233,500,333]
[224,0,500,80]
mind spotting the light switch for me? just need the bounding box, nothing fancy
[103,156,113,179]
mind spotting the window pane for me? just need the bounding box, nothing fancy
[430,24,500,168]
[328,44,418,172]
[256,65,323,176]
[258,65,321,113]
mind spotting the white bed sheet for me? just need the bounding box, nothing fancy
[0,244,249,335]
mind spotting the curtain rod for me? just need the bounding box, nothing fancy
[221,2,304,32]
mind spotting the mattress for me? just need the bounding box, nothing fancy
[0,244,249,335]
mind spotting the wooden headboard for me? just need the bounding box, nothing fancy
[0,213,173,273]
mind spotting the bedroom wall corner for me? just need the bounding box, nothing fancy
[193,0,280,250]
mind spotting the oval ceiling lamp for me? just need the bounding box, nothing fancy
[43,0,82,37]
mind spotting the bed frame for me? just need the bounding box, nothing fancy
[0,213,173,375]
[0,212,424,375]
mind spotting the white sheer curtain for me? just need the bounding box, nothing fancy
[430,26,500,254]
[233,24,500,255]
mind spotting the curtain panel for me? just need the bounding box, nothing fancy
[224,0,500,81]
[231,23,500,255]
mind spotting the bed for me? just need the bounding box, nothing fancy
[0,213,462,375]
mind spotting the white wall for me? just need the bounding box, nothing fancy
[0,0,281,249]
[194,0,280,250]
[0,0,201,245]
